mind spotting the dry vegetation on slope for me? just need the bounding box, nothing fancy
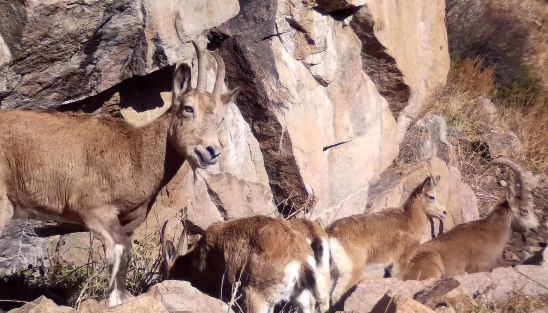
[417,0,548,267]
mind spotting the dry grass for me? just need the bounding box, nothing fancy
[430,58,496,143]
[498,100,548,173]
[430,57,548,171]
[68,232,163,307]
[0,230,166,308]
[476,293,548,313]
[445,0,547,92]
[399,56,547,216]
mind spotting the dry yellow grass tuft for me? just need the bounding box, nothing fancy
[498,98,548,173]
[430,57,547,174]
[477,293,548,313]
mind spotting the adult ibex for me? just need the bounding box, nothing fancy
[161,216,330,313]
[0,39,238,306]
[327,176,447,306]
[403,157,539,281]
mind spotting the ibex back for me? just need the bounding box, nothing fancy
[0,40,238,306]
[327,176,446,307]
[161,216,330,313]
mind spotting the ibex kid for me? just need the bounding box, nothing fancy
[327,176,447,306]
[161,216,331,313]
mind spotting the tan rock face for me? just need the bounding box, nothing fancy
[359,1,449,139]
[272,6,400,222]
[215,0,448,220]
[0,0,450,276]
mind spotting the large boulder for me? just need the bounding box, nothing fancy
[370,292,435,313]
[146,280,231,312]
[8,281,231,313]
[100,295,168,313]
[0,221,48,274]
[7,296,72,313]
[413,278,478,312]
[342,265,548,312]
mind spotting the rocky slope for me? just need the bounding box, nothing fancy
[7,264,548,313]
[1,1,546,312]
[0,0,453,274]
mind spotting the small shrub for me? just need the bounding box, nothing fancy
[0,231,164,310]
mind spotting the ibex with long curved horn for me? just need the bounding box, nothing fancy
[403,157,539,281]
[0,37,238,306]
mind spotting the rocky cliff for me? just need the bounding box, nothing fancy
[0,0,454,276]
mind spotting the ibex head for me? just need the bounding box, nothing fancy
[168,39,239,169]
[160,219,193,281]
[491,157,539,234]
[418,175,447,220]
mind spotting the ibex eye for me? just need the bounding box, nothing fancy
[183,106,194,114]
[427,195,435,200]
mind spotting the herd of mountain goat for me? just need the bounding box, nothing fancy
[0,38,540,313]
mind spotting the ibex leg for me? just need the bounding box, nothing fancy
[85,206,132,307]
[0,184,14,237]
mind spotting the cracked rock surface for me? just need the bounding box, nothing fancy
[0,0,450,273]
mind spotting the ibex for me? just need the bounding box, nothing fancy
[0,39,238,306]
[161,216,331,313]
[403,158,539,281]
[327,176,447,306]
[287,218,331,313]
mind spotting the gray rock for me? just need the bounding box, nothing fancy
[0,0,239,109]
[0,221,47,274]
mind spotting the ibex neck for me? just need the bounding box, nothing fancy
[135,111,185,191]
[484,204,513,241]
[405,199,431,234]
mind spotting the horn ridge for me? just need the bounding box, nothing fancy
[490,157,537,211]
[212,51,225,97]
[191,40,207,91]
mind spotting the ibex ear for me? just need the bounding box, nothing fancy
[432,175,441,185]
[163,240,177,264]
[423,176,434,191]
[221,87,241,105]
[172,63,191,103]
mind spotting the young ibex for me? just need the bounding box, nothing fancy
[287,218,331,313]
[403,158,539,281]
[161,216,330,313]
[327,176,447,306]
[0,39,238,306]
